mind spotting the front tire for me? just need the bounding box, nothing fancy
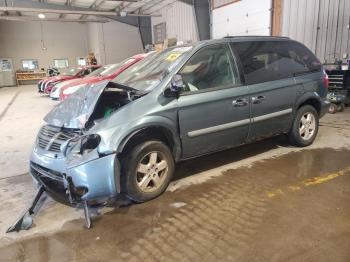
[121,140,174,202]
[288,105,319,147]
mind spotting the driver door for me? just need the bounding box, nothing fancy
[177,44,251,158]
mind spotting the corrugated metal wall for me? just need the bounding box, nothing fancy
[151,1,198,44]
[282,0,350,63]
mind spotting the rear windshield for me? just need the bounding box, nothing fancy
[233,41,321,85]
[60,67,81,76]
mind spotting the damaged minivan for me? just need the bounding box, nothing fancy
[16,37,330,230]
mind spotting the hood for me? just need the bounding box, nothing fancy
[44,75,73,83]
[64,76,103,89]
[44,80,109,129]
[57,78,80,88]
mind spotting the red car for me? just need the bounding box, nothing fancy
[59,54,150,101]
[38,65,101,94]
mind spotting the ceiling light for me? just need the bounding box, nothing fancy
[38,13,46,19]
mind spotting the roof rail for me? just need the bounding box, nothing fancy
[223,35,290,39]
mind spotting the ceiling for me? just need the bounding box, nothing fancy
[0,0,180,22]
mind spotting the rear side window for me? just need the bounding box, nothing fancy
[233,41,321,85]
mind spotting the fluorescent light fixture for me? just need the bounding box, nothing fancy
[38,13,46,19]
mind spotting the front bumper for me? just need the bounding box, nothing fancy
[50,88,60,100]
[30,148,118,206]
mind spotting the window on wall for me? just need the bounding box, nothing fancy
[153,22,166,44]
[22,59,39,70]
[53,59,69,68]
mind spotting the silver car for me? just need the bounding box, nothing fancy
[30,37,329,211]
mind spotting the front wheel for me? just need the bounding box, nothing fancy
[288,105,319,147]
[121,140,175,202]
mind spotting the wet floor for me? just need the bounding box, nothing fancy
[1,148,350,262]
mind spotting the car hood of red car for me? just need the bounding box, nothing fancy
[42,75,76,83]
[61,75,110,90]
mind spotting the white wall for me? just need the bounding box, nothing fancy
[0,20,144,71]
[0,20,89,70]
[212,0,272,39]
[87,21,144,65]
[151,1,198,44]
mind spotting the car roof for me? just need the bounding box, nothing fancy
[172,36,292,52]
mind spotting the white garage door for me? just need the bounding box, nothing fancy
[212,0,272,39]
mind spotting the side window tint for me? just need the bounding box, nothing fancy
[234,41,321,85]
[179,44,240,92]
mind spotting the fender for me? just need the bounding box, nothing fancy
[114,115,182,161]
[294,91,322,115]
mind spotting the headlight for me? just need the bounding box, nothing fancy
[68,134,101,156]
[63,84,86,95]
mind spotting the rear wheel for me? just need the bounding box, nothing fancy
[328,103,337,114]
[121,140,174,202]
[288,105,319,147]
[337,103,345,112]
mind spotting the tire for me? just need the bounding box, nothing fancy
[328,103,337,114]
[121,140,175,202]
[288,105,319,147]
[337,103,345,112]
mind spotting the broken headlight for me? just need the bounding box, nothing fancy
[69,134,101,156]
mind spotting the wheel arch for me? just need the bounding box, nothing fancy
[117,124,182,162]
[295,93,322,116]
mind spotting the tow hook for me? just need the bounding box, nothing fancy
[6,186,45,233]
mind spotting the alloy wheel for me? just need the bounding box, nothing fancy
[136,151,169,193]
[299,112,316,140]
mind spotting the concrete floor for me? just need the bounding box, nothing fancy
[0,85,350,261]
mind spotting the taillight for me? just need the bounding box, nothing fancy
[323,70,329,89]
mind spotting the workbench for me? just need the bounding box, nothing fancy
[16,72,46,85]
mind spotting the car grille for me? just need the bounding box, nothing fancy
[328,74,344,89]
[30,162,64,181]
[30,162,72,204]
[37,125,78,153]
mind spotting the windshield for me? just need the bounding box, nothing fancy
[88,58,138,78]
[60,67,81,76]
[112,46,193,91]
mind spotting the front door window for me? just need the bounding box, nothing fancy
[179,44,240,93]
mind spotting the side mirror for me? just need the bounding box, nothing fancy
[164,74,184,98]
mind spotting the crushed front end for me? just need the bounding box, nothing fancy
[29,125,119,207]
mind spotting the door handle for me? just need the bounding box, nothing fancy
[251,95,266,104]
[232,98,248,107]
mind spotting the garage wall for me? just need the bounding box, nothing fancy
[281,0,350,63]
[0,20,89,70]
[151,1,198,44]
[87,21,144,65]
[212,0,272,38]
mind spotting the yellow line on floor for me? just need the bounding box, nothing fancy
[266,166,350,198]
